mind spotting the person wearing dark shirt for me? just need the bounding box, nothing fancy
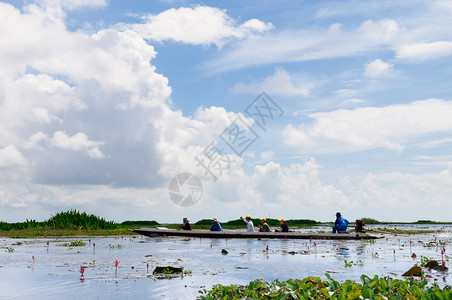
[180,217,191,230]
[332,212,349,233]
[257,218,270,232]
[210,218,223,231]
[275,218,289,232]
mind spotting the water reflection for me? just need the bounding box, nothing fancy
[357,242,366,254]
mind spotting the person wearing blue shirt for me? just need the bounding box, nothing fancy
[210,218,223,231]
[332,212,349,233]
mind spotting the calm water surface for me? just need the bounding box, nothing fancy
[0,225,451,299]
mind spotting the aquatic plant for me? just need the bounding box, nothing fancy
[115,259,119,274]
[344,260,364,268]
[373,227,438,235]
[198,274,452,299]
[61,240,86,247]
[420,256,435,267]
[361,239,375,244]
[46,209,117,229]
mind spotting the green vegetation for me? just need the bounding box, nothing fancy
[0,209,159,238]
[120,220,158,227]
[360,217,380,224]
[415,220,438,224]
[344,260,364,268]
[198,274,452,299]
[46,210,116,229]
[61,240,86,247]
[369,228,438,235]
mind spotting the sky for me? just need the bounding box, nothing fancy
[1,0,452,223]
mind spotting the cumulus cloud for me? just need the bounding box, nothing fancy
[230,68,313,97]
[1,1,275,217]
[0,1,172,190]
[284,98,452,152]
[0,145,26,168]
[128,5,273,47]
[338,165,452,220]
[364,59,394,77]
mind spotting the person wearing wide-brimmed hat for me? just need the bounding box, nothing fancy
[180,217,191,230]
[240,215,255,232]
[257,218,270,232]
[209,218,223,231]
[275,218,288,232]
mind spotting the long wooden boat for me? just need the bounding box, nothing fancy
[132,228,381,240]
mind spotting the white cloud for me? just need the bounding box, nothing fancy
[230,68,313,97]
[32,0,108,11]
[0,1,171,188]
[259,151,274,161]
[339,98,366,106]
[154,105,249,177]
[0,145,26,168]
[128,5,273,47]
[60,0,108,10]
[2,0,452,223]
[205,18,400,73]
[340,166,452,220]
[50,131,105,158]
[284,98,452,153]
[358,19,399,44]
[397,41,452,61]
[206,1,452,73]
[364,59,394,77]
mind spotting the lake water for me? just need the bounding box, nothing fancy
[0,225,451,299]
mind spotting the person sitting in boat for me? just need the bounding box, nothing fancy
[257,218,270,232]
[240,215,255,232]
[332,212,350,234]
[275,218,289,232]
[180,217,191,230]
[210,218,223,231]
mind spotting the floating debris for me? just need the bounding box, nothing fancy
[402,265,423,277]
[153,266,183,274]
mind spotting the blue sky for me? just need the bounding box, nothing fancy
[1,0,452,223]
